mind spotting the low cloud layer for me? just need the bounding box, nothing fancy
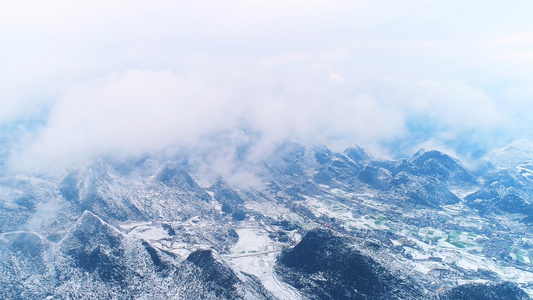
[3,1,533,171]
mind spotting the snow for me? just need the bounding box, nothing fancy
[449,188,481,200]
[245,201,312,231]
[403,246,430,260]
[482,139,533,169]
[411,261,432,274]
[391,239,402,247]
[224,228,303,300]
[517,164,533,180]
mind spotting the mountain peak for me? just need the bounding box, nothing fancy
[411,149,454,163]
[408,149,476,186]
[72,210,121,237]
[482,139,533,169]
[343,145,373,163]
[411,148,427,160]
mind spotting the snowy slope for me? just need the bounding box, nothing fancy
[482,139,533,169]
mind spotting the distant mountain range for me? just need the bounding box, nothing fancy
[2,140,533,299]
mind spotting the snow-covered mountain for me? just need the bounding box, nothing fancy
[2,140,533,299]
[482,139,533,169]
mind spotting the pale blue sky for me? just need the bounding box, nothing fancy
[2,0,533,170]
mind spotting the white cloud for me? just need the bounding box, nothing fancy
[486,33,533,46]
[3,0,533,171]
[411,79,503,128]
[7,61,409,171]
[9,70,242,170]
[329,73,346,85]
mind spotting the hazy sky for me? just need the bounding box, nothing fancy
[2,0,533,171]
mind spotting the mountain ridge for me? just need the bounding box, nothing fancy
[1,139,533,299]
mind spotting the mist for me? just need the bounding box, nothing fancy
[2,0,533,172]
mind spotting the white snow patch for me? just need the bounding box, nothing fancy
[225,228,302,300]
